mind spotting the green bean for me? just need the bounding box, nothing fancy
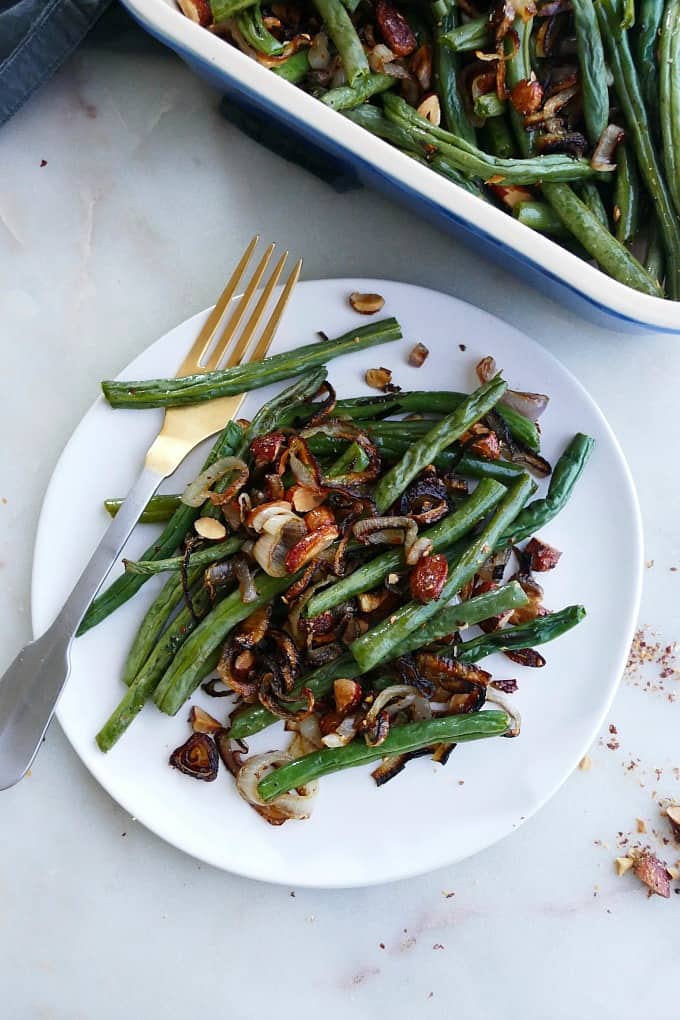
[153,571,301,715]
[621,0,635,28]
[77,420,243,635]
[121,568,200,687]
[660,0,680,218]
[321,74,395,111]
[498,432,594,546]
[388,581,529,659]
[541,183,663,296]
[327,441,370,477]
[514,201,569,237]
[102,319,402,409]
[596,0,680,298]
[285,389,540,452]
[305,478,506,618]
[614,145,640,244]
[257,712,510,800]
[637,0,664,131]
[410,153,487,199]
[455,453,526,483]
[504,16,536,158]
[382,94,600,184]
[229,653,358,739]
[473,93,507,120]
[440,15,489,52]
[455,605,586,662]
[310,0,369,86]
[271,50,310,83]
[482,116,516,159]
[120,372,321,686]
[350,474,533,672]
[123,538,241,576]
[104,494,182,523]
[210,0,256,18]
[570,0,609,143]
[373,377,507,512]
[575,182,610,231]
[235,5,284,54]
[645,219,665,283]
[433,0,477,143]
[97,587,214,750]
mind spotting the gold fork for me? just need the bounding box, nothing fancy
[0,237,301,790]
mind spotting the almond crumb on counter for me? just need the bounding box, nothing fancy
[579,755,592,771]
[665,804,680,841]
[365,367,394,391]
[615,856,634,876]
[637,818,647,833]
[632,849,672,898]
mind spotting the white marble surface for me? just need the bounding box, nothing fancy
[1,25,679,1020]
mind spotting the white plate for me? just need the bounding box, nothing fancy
[31,279,642,888]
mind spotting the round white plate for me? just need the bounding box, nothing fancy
[32,279,642,888]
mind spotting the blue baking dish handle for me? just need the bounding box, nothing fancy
[121,1,675,334]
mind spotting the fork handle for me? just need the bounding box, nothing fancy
[0,465,163,791]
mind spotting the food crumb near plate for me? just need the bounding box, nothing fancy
[579,755,592,771]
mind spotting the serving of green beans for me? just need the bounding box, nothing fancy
[177,0,680,301]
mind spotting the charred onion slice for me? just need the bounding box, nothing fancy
[246,500,294,532]
[217,639,259,700]
[169,733,219,781]
[415,653,492,693]
[371,747,433,786]
[204,559,234,600]
[476,356,549,420]
[307,380,337,426]
[258,675,315,722]
[285,523,339,573]
[363,684,431,748]
[236,751,319,825]
[352,515,428,564]
[321,713,360,747]
[397,476,449,525]
[253,515,306,577]
[505,648,546,667]
[300,421,381,490]
[233,553,258,603]
[180,456,249,508]
[486,689,522,736]
[234,603,271,648]
[447,688,487,713]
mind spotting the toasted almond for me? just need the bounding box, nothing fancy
[234,650,255,672]
[189,706,222,735]
[350,292,385,315]
[289,486,326,513]
[408,342,430,367]
[305,505,335,531]
[636,818,647,833]
[285,523,339,573]
[632,850,671,897]
[665,803,680,841]
[194,517,227,540]
[417,93,440,125]
[357,590,388,613]
[578,755,592,771]
[667,865,680,880]
[386,572,400,585]
[334,678,363,715]
[365,367,392,390]
[615,856,634,876]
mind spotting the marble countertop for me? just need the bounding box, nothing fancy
[1,22,679,1020]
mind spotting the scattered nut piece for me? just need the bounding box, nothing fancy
[350,292,385,315]
[667,865,680,880]
[579,755,592,771]
[636,818,647,833]
[234,650,255,672]
[195,517,227,540]
[408,342,430,367]
[334,678,363,715]
[632,850,671,898]
[525,537,562,571]
[417,94,440,126]
[358,590,389,613]
[365,367,393,390]
[386,572,400,585]
[189,706,222,735]
[615,856,634,876]
[665,803,680,841]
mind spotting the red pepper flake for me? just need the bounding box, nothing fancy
[458,343,466,351]
[432,943,445,950]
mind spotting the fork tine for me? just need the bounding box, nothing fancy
[176,235,259,376]
[214,250,289,371]
[244,258,303,364]
[203,242,276,371]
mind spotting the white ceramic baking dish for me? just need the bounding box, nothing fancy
[121,0,680,333]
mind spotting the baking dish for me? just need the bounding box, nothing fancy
[121,0,680,333]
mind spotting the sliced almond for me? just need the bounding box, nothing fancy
[632,850,671,897]
[665,803,680,841]
[289,486,326,513]
[615,856,634,876]
[350,292,385,315]
[357,590,388,613]
[417,94,440,126]
[636,818,647,834]
[365,367,392,390]
[194,517,227,540]
[189,706,222,735]
[408,342,430,367]
[578,755,592,771]
[334,678,363,715]
[667,865,680,880]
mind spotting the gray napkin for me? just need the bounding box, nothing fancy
[0,0,113,126]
